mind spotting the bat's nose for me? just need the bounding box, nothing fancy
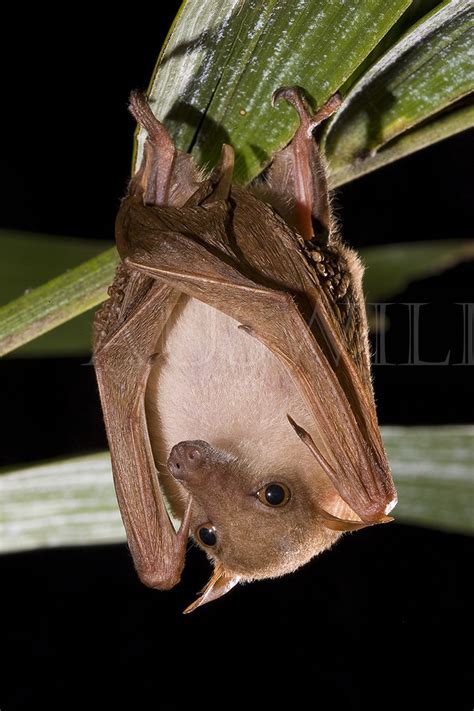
[167,440,207,482]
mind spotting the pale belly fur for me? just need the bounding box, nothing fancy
[145,296,323,477]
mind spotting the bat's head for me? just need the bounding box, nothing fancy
[167,437,364,613]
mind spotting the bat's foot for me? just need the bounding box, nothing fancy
[265,86,342,242]
[272,86,342,135]
[128,91,176,206]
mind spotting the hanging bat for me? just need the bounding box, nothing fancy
[93,86,397,613]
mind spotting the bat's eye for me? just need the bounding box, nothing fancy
[257,483,291,507]
[198,525,217,546]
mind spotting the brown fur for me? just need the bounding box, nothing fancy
[145,296,342,580]
[93,88,396,611]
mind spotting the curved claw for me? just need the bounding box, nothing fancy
[129,91,174,144]
[272,85,311,118]
[272,86,342,134]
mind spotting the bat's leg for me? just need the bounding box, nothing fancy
[94,277,191,589]
[127,91,177,206]
[263,87,342,243]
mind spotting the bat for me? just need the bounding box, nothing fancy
[93,87,397,613]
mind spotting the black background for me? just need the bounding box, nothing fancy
[1,7,473,710]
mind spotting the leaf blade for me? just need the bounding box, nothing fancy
[1,427,472,554]
[384,426,474,534]
[331,100,474,186]
[0,248,118,357]
[142,0,411,182]
[361,239,474,301]
[2,0,472,356]
[0,230,110,305]
[0,231,114,357]
[325,0,474,183]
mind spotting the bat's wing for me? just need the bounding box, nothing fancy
[120,180,396,523]
[92,93,207,589]
[94,270,192,589]
[93,96,257,591]
[95,88,396,600]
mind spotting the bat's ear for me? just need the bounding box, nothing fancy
[183,564,241,614]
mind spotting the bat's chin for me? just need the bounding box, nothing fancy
[218,527,343,582]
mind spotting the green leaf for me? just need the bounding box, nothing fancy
[6,237,472,357]
[361,239,474,301]
[0,453,124,552]
[331,99,474,186]
[0,230,110,304]
[0,231,113,357]
[1,427,472,554]
[383,426,474,534]
[325,0,474,185]
[0,0,412,357]
[10,312,95,357]
[340,0,449,94]
[2,0,472,356]
[0,248,118,357]
[140,0,411,182]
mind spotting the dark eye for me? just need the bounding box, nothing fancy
[257,483,291,507]
[198,525,217,546]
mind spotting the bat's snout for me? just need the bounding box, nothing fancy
[167,440,208,482]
